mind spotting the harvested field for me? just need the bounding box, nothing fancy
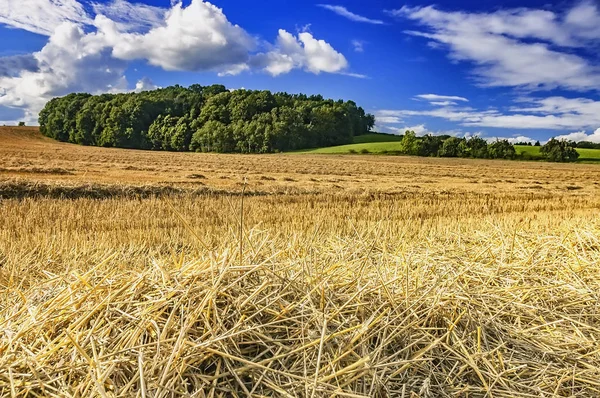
[1,127,600,397]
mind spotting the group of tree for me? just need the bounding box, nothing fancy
[38,85,375,153]
[540,138,580,162]
[394,131,586,162]
[575,141,600,149]
[396,131,517,159]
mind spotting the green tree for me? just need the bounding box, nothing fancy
[488,140,516,159]
[418,134,443,157]
[465,136,489,158]
[540,138,579,162]
[399,130,421,156]
[439,137,466,157]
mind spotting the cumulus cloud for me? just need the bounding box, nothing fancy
[556,129,600,143]
[0,22,128,123]
[391,2,600,91]
[318,5,385,25]
[254,29,348,76]
[95,1,255,72]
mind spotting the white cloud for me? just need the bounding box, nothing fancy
[134,77,158,92]
[318,5,385,25]
[483,135,535,144]
[95,1,255,72]
[375,119,466,137]
[255,29,348,76]
[0,22,128,123]
[0,0,91,36]
[556,129,600,143]
[375,95,600,135]
[430,101,457,106]
[402,124,429,136]
[414,94,468,102]
[391,3,600,91]
[352,40,365,53]
[91,0,167,32]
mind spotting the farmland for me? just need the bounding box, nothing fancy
[2,127,600,396]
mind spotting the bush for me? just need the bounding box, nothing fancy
[360,148,370,154]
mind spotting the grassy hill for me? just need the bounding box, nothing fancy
[351,133,404,143]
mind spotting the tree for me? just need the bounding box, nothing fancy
[576,141,600,149]
[399,130,421,156]
[540,138,579,162]
[465,136,488,158]
[488,140,516,159]
[439,137,465,157]
[18,122,25,127]
[534,141,541,147]
[418,134,444,157]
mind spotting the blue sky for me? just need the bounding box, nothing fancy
[2,0,600,143]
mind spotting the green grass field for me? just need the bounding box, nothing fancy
[351,133,404,143]
[303,135,600,162]
[515,145,600,162]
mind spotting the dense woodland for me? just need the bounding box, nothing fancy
[38,85,375,153]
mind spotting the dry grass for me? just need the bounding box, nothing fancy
[1,127,600,397]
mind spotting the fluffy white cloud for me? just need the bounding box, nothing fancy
[0,22,128,123]
[255,30,348,76]
[556,129,600,143]
[94,1,255,72]
[391,2,600,90]
[0,0,91,36]
[318,5,384,25]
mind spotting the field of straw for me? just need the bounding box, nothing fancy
[1,127,600,397]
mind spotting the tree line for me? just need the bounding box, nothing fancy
[391,131,517,159]
[38,85,375,153]
[390,131,580,162]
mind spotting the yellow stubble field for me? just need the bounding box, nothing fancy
[1,127,600,397]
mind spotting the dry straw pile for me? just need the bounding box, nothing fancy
[1,192,600,397]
